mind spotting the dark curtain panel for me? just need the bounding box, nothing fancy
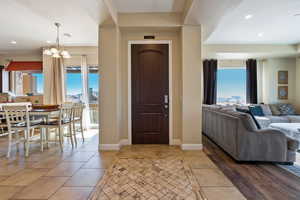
[203,59,218,105]
[246,59,258,104]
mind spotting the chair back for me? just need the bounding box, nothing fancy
[3,106,30,130]
[73,103,84,120]
[59,105,73,124]
[0,110,8,136]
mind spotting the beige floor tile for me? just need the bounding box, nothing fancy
[0,176,9,182]
[202,187,246,200]
[46,162,84,177]
[12,176,68,199]
[64,169,104,187]
[31,156,63,169]
[64,151,95,162]
[183,150,207,157]
[193,169,233,187]
[0,163,25,176]
[0,186,23,200]
[82,156,114,169]
[184,155,217,169]
[0,169,48,186]
[49,187,93,200]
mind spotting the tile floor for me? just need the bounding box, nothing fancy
[0,130,246,200]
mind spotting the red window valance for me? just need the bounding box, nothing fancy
[6,61,43,71]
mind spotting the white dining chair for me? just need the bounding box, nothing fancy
[40,105,74,151]
[3,105,40,157]
[72,103,85,145]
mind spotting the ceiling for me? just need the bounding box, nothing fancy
[205,0,300,44]
[1,0,300,54]
[0,0,101,54]
[114,0,186,13]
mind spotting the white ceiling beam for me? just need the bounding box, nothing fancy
[118,13,182,28]
[182,0,194,23]
[204,44,299,59]
[102,0,118,25]
[184,0,242,41]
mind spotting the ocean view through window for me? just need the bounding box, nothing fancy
[217,68,246,104]
[32,73,44,94]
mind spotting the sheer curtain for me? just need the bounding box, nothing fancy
[43,55,66,105]
[81,55,90,129]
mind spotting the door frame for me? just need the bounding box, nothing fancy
[128,40,173,145]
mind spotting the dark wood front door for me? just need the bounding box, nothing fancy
[132,44,169,144]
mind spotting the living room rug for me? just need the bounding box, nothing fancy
[89,157,202,200]
[277,163,300,178]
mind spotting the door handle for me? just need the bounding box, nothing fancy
[164,95,169,104]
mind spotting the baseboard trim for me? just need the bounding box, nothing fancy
[119,139,130,146]
[99,144,120,151]
[181,144,203,150]
[171,139,181,146]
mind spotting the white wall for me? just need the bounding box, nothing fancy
[295,58,300,112]
[261,57,296,104]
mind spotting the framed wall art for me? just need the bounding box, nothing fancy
[278,86,288,100]
[278,71,288,84]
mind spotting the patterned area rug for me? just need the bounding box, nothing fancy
[90,157,202,200]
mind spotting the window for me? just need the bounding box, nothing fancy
[88,66,99,125]
[66,66,83,103]
[32,73,44,94]
[88,66,99,104]
[217,68,246,104]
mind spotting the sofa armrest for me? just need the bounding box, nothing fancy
[255,128,299,151]
[285,136,299,151]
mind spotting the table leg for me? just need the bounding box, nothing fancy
[46,116,49,149]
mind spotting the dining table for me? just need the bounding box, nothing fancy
[30,108,60,149]
[0,104,61,150]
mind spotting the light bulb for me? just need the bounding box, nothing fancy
[50,48,58,54]
[61,50,69,56]
[43,49,52,55]
[63,54,71,59]
[53,53,60,58]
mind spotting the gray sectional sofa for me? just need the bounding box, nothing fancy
[202,104,299,163]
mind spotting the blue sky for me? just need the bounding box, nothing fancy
[217,69,246,99]
[33,73,99,95]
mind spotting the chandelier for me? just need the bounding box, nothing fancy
[43,22,71,59]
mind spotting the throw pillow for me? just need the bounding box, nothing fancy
[260,104,272,116]
[278,104,295,115]
[248,106,264,117]
[269,104,281,116]
[236,108,261,129]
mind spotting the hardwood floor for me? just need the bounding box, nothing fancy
[203,135,300,200]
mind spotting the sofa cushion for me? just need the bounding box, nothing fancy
[236,108,261,129]
[287,115,300,123]
[249,106,264,116]
[269,104,281,116]
[278,104,296,115]
[260,104,272,116]
[267,116,290,123]
[255,116,271,129]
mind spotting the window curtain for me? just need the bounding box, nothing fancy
[203,59,218,105]
[246,59,258,104]
[43,55,66,105]
[81,55,90,129]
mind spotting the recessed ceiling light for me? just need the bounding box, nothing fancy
[258,32,264,37]
[245,14,253,20]
[64,33,72,37]
[46,40,51,44]
[10,40,17,44]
